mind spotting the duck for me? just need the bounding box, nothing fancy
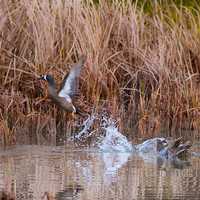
[137,137,192,160]
[39,55,87,114]
[160,137,192,159]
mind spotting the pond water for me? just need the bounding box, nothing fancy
[0,145,200,200]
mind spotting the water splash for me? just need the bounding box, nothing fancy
[97,117,133,152]
[68,114,96,141]
[69,113,192,170]
[69,113,133,152]
[74,114,96,140]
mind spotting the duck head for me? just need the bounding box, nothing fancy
[39,74,55,87]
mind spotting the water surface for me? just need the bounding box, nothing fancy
[0,145,200,200]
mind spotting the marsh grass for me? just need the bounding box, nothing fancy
[0,0,200,145]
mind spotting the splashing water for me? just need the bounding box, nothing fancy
[68,114,96,141]
[69,114,133,178]
[97,117,133,178]
[69,113,193,170]
[97,117,133,152]
[74,114,96,140]
[70,113,193,164]
[70,113,133,152]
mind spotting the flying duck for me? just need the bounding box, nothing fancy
[39,55,87,114]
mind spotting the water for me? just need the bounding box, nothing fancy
[0,145,200,200]
[98,122,133,152]
[0,117,200,199]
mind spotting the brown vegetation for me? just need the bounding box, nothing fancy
[0,0,200,145]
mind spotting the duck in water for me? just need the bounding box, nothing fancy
[137,137,192,160]
[160,137,192,159]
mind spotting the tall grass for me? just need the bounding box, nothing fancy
[0,0,200,145]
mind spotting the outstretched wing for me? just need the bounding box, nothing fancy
[58,55,87,100]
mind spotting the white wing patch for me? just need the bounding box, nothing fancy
[58,57,84,100]
[58,69,78,97]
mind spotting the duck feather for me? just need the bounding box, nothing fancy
[58,55,86,100]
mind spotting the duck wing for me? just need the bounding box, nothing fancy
[168,137,182,149]
[58,55,87,100]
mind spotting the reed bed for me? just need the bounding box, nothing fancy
[0,0,200,145]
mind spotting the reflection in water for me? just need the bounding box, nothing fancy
[102,152,131,175]
[0,145,200,200]
[55,184,83,200]
[42,185,83,200]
